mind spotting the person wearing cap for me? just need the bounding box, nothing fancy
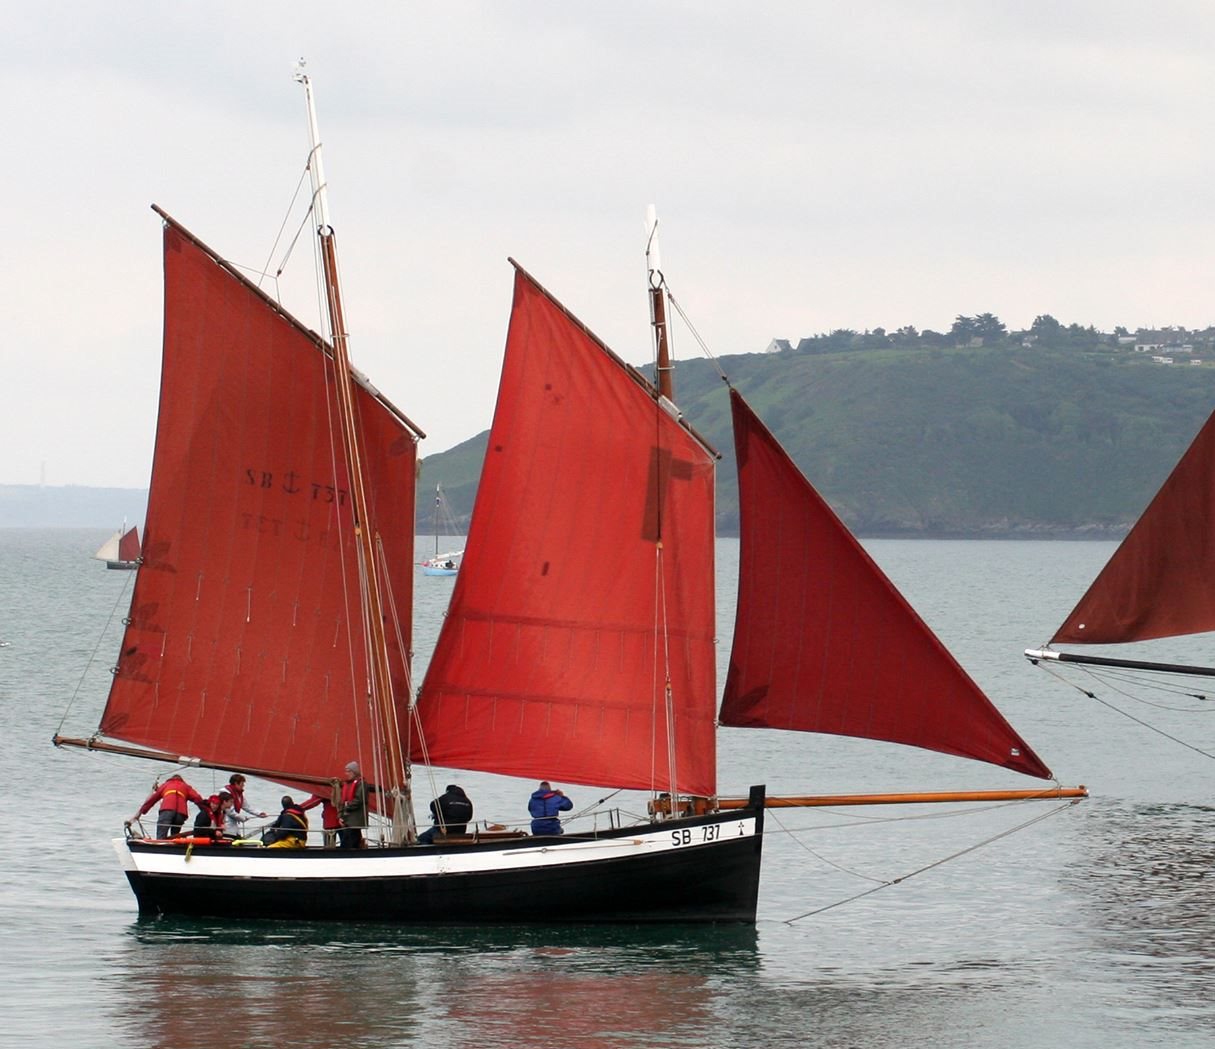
[528,781,573,835]
[129,773,208,838]
[417,784,474,844]
[193,790,233,841]
[338,761,369,849]
[262,795,309,849]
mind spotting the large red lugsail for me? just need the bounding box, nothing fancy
[1053,409,1215,644]
[415,265,718,796]
[720,390,1051,779]
[98,220,419,787]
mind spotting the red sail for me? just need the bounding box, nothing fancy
[720,391,1051,779]
[117,527,141,563]
[1053,409,1215,644]
[98,221,419,788]
[415,265,718,796]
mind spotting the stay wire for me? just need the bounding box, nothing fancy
[257,156,314,294]
[56,567,137,734]
[783,798,1081,924]
[767,808,887,885]
[1036,660,1215,762]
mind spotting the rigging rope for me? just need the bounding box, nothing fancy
[1036,660,1215,762]
[55,566,137,734]
[664,285,731,386]
[258,156,313,295]
[782,797,1082,924]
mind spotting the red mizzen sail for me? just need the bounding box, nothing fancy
[117,527,141,563]
[1053,409,1215,645]
[98,220,419,787]
[415,264,718,797]
[720,390,1051,779]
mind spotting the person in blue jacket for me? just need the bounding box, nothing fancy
[528,781,573,835]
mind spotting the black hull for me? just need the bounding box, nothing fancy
[122,786,766,925]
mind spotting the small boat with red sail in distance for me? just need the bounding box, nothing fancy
[53,71,1083,925]
[93,523,140,570]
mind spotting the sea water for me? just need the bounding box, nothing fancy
[1,529,1212,1048]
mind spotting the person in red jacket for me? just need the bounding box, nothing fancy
[129,773,207,838]
[300,787,341,848]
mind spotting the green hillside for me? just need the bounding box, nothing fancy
[417,343,1215,537]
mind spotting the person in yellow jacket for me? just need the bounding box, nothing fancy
[262,796,309,849]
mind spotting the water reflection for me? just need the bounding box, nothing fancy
[112,922,759,1049]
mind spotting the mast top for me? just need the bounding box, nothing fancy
[645,204,663,288]
[294,59,332,234]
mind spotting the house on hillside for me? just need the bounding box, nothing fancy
[764,338,793,354]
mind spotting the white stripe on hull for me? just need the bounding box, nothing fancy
[115,815,759,881]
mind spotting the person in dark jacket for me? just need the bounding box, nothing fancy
[528,781,573,835]
[129,773,208,838]
[193,791,233,841]
[338,761,369,849]
[263,796,309,848]
[418,785,474,844]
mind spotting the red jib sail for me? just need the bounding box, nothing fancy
[415,264,719,797]
[720,390,1051,779]
[117,526,141,563]
[1053,409,1215,644]
[98,220,419,787]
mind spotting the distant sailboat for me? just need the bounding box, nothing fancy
[419,484,462,576]
[93,524,141,570]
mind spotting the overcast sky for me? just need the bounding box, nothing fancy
[7,2,1215,489]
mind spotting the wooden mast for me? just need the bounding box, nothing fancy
[646,205,684,808]
[295,63,415,844]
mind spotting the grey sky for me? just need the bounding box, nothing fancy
[6,2,1215,488]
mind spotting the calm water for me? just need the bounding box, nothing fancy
[3,529,1213,1048]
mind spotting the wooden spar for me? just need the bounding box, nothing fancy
[296,65,414,841]
[644,205,681,810]
[1026,647,1215,678]
[52,735,335,788]
[715,786,1089,809]
[645,205,673,401]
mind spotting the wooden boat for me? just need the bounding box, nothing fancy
[54,70,1083,924]
[93,523,140,570]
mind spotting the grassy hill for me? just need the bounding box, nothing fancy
[416,343,1215,538]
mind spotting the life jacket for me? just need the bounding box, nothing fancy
[264,804,309,845]
[227,783,248,812]
[301,795,341,829]
[141,775,202,817]
[340,778,363,806]
[281,804,308,840]
[193,797,221,839]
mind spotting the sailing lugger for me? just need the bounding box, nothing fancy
[54,70,1084,923]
